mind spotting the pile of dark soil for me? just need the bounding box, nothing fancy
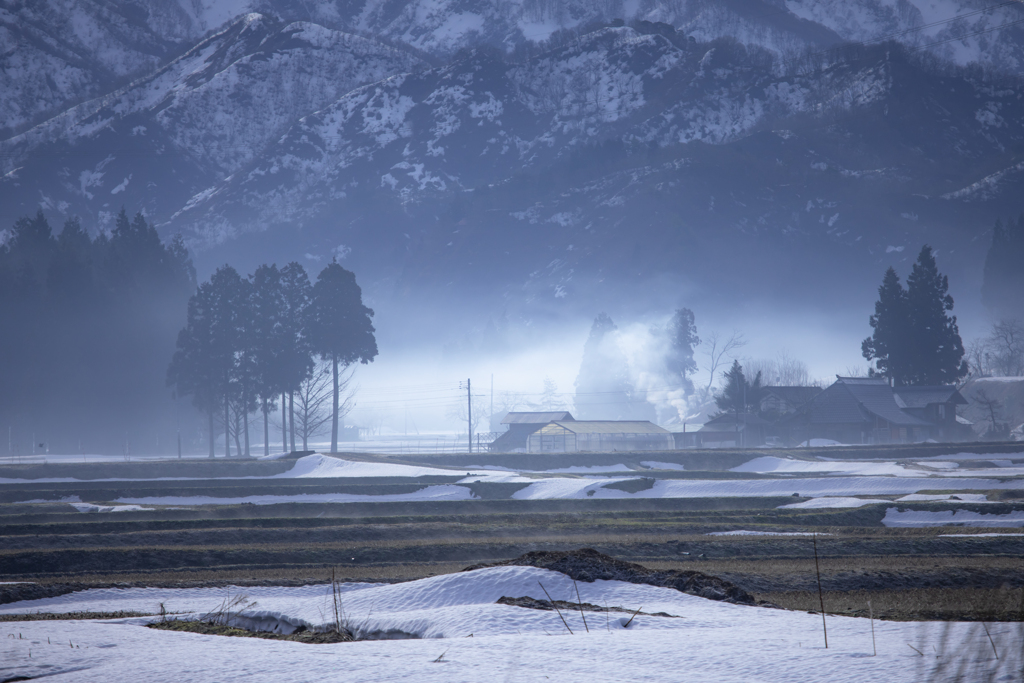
[465,548,757,605]
[148,620,354,643]
[0,583,81,605]
[496,596,676,617]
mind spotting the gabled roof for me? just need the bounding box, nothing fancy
[761,386,822,406]
[502,411,574,425]
[893,386,968,408]
[787,377,931,427]
[540,420,671,435]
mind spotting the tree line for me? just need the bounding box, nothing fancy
[0,209,195,453]
[167,259,377,457]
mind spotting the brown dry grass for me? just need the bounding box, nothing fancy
[760,587,1024,621]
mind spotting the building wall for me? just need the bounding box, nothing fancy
[527,431,673,453]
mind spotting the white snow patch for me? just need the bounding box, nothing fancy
[882,508,1024,528]
[779,497,890,509]
[707,530,830,537]
[732,456,912,477]
[70,502,151,513]
[273,454,477,479]
[113,484,476,507]
[896,493,989,503]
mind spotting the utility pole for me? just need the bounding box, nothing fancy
[467,378,473,453]
[490,374,494,432]
[177,428,182,459]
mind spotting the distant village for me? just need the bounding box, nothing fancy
[486,374,1024,454]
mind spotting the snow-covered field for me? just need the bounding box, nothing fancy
[7,453,1024,516]
[0,566,1013,682]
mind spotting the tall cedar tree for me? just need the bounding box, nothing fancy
[715,360,762,414]
[904,246,968,385]
[862,246,968,385]
[307,260,378,453]
[168,266,249,456]
[981,214,1024,319]
[666,308,700,395]
[574,313,655,421]
[861,267,909,384]
[249,265,286,456]
[279,262,314,453]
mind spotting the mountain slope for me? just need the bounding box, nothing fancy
[165,26,1023,313]
[0,12,425,232]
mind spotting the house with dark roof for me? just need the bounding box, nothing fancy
[781,377,935,445]
[526,421,673,453]
[488,412,574,452]
[687,413,771,448]
[759,386,822,419]
[892,386,969,441]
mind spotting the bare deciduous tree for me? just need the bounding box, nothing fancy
[987,319,1024,377]
[295,362,355,451]
[699,332,747,401]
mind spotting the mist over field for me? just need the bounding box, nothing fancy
[1,0,1022,451]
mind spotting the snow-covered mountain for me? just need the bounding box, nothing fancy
[2,0,1023,319]
[0,12,424,232]
[145,23,1022,312]
[4,0,1022,138]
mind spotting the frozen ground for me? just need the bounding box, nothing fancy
[0,566,1013,683]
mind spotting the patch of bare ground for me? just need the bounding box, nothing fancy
[147,620,353,643]
[0,611,152,621]
[760,587,1024,622]
[496,596,679,618]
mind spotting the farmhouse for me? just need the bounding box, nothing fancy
[489,411,575,452]
[692,412,772,448]
[892,385,969,441]
[781,376,951,445]
[758,386,822,418]
[526,420,673,453]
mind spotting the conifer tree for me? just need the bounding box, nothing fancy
[862,247,968,386]
[307,260,378,453]
[715,360,762,414]
[249,264,286,456]
[861,267,909,384]
[666,308,700,395]
[904,245,968,385]
[574,313,655,421]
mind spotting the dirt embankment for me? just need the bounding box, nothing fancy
[464,548,757,605]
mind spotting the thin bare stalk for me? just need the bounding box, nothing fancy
[813,534,828,649]
[572,578,589,633]
[538,582,573,635]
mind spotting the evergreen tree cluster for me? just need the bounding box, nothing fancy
[862,245,969,386]
[0,209,196,453]
[714,360,763,414]
[574,313,656,421]
[981,214,1024,319]
[168,259,377,457]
